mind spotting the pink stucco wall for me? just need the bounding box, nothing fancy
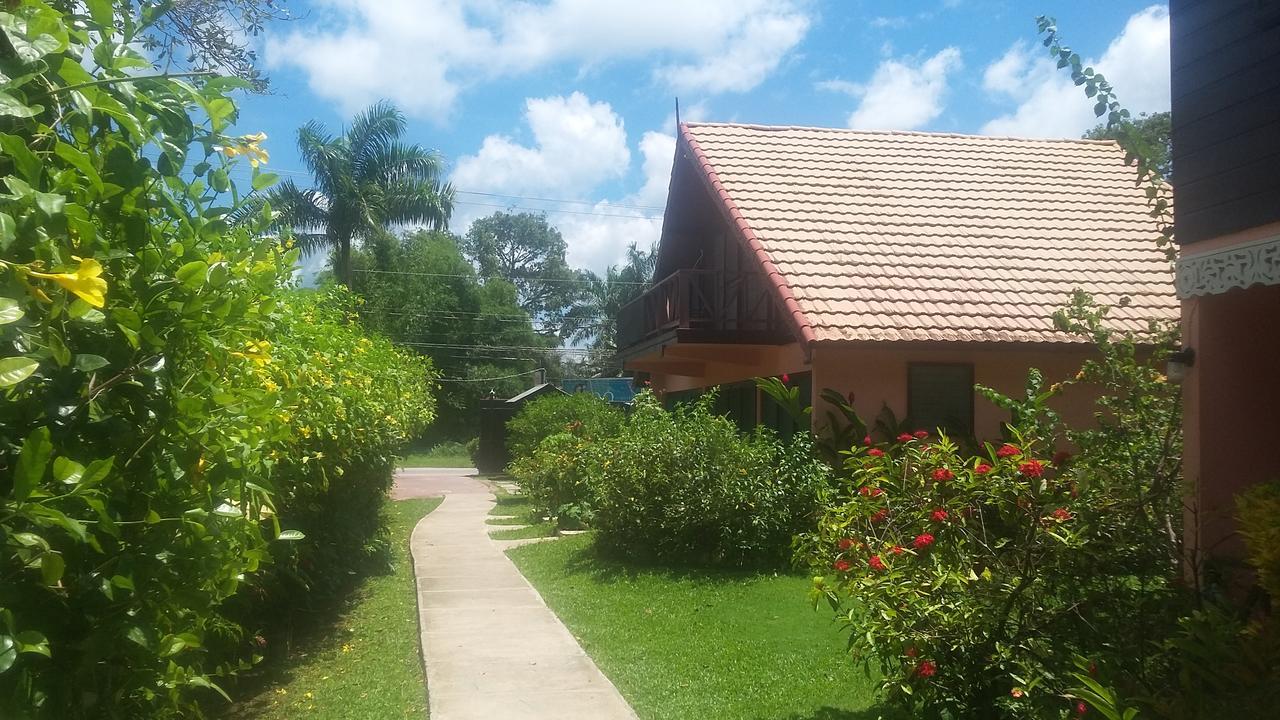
[811,343,1097,442]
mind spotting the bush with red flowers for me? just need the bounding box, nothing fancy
[800,364,1187,719]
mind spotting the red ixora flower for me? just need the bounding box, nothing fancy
[1051,508,1073,521]
[913,430,929,439]
[781,373,790,384]
[931,467,954,482]
[896,432,914,443]
[858,486,884,497]
[930,508,949,523]
[1075,700,1088,716]
[890,545,904,555]
[838,537,856,551]
[870,508,890,524]
[974,462,993,475]
[915,660,937,678]
[832,559,852,572]
[1019,459,1046,478]
[867,555,887,571]
[913,533,935,550]
[996,444,1021,458]
[868,448,885,457]
[862,435,872,446]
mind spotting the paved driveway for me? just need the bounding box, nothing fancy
[392,467,485,500]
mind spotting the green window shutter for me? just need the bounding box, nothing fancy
[907,364,974,437]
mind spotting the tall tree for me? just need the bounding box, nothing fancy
[265,101,454,286]
[1085,111,1172,179]
[461,211,582,329]
[563,242,656,375]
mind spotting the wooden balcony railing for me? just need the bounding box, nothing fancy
[617,269,789,351]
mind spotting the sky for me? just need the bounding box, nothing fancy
[229,0,1172,277]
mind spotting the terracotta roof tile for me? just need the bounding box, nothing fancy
[682,122,1178,344]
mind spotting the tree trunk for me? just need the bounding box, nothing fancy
[337,236,352,288]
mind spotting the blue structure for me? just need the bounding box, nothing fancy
[560,377,637,404]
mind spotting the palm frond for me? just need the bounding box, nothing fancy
[348,100,407,179]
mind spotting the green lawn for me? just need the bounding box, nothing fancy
[227,497,441,719]
[486,490,557,540]
[508,535,897,720]
[398,453,472,468]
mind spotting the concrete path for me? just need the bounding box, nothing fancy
[405,470,637,720]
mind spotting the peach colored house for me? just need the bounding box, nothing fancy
[1170,0,1280,569]
[617,122,1178,440]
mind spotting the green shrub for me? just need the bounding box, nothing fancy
[591,391,830,567]
[0,4,434,716]
[508,432,597,529]
[506,392,624,461]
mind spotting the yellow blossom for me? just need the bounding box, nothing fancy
[27,257,108,307]
[219,132,270,167]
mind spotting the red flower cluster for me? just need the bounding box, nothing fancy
[913,430,929,439]
[858,486,884,497]
[896,432,914,443]
[1019,459,1045,478]
[1075,700,1088,716]
[913,533,935,550]
[974,462,992,475]
[996,444,1021,458]
[889,545,904,555]
[930,508,949,523]
[931,467,954,482]
[916,660,937,678]
[781,373,790,384]
[868,555,887,571]
[1050,508,1072,521]
[868,448,885,457]
[870,508,890,524]
[862,435,872,446]
[833,559,852,572]
[838,537,856,551]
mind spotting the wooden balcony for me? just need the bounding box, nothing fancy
[616,269,793,356]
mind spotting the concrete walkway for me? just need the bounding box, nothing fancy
[406,470,637,720]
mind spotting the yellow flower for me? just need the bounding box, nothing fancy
[27,257,108,307]
[219,132,270,168]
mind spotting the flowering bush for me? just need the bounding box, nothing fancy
[591,391,831,567]
[506,392,624,461]
[509,432,599,529]
[0,4,434,716]
[801,371,1185,718]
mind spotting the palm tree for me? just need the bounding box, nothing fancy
[265,101,453,287]
[562,242,656,373]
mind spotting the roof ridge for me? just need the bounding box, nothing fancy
[681,121,1121,146]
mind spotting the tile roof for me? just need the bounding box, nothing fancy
[680,122,1178,344]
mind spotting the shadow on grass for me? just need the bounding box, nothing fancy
[550,536,809,586]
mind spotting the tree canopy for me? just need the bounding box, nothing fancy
[461,211,583,331]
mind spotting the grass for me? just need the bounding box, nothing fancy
[398,454,472,468]
[227,497,442,719]
[486,489,558,540]
[507,535,898,720]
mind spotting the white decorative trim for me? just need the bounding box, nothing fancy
[1176,234,1280,298]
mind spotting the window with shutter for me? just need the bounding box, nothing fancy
[907,363,974,437]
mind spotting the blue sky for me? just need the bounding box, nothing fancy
[230,1,1171,275]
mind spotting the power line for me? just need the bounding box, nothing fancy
[436,367,546,383]
[454,190,663,212]
[354,268,651,286]
[392,341,603,354]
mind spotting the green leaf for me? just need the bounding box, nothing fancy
[80,457,113,487]
[73,354,109,372]
[176,260,208,288]
[52,456,85,485]
[277,529,306,541]
[0,212,14,250]
[55,142,103,193]
[13,631,48,659]
[13,427,52,501]
[0,356,38,388]
[40,553,64,585]
[125,627,148,648]
[86,0,113,27]
[0,298,22,325]
[251,172,279,191]
[34,190,65,216]
[0,91,39,118]
[0,636,16,674]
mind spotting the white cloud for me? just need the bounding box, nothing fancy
[980,5,1170,137]
[450,93,670,273]
[452,92,630,199]
[837,47,963,130]
[869,16,908,29]
[267,0,810,120]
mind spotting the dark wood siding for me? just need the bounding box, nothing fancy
[1171,0,1280,244]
